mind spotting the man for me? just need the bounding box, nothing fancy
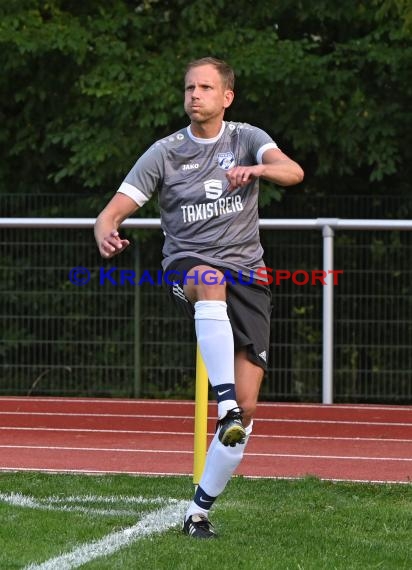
[94,57,304,538]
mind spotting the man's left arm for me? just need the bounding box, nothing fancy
[226,148,304,190]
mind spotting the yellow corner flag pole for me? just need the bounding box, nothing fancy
[193,345,208,486]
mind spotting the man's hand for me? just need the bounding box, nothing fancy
[225,165,263,191]
[94,193,138,258]
[98,230,130,259]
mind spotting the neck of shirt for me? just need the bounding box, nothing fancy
[187,121,226,144]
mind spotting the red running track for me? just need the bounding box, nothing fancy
[0,397,411,483]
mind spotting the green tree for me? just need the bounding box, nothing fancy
[0,0,411,209]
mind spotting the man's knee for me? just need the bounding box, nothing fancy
[183,265,227,302]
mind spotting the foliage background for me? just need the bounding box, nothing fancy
[1,0,411,205]
[0,0,411,401]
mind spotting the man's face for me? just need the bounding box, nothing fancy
[184,64,234,124]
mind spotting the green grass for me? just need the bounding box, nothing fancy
[1,472,411,569]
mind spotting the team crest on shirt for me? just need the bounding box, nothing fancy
[217,151,235,170]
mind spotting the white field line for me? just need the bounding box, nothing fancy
[1,427,412,444]
[23,500,186,570]
[1,410,411,427]
[40,494,168,505]
[0,492,174,517]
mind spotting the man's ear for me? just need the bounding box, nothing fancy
[223,90,234,109]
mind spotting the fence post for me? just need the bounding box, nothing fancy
[322,224,335,404]
[133,241,141,397]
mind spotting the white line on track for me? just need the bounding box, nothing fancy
[236,417,400,425]
[1,444,411,462]
[1,426,412,443]
[251,434,412,443]
[0,427,192,434]
[0,411,193,419]
[23,500,186,570]
[0,397,194,405]
[246,452,412,462]
[1,411,411,426]
[0,466,410,485]
[0,466,189,476]
[0,444,192,454]
[2,396,411,412]
[258,402,412,411]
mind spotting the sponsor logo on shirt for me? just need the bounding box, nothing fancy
[204,179,223,200]
[181,195,244,223]
[179,179,245,223]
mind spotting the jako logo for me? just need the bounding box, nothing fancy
[182,163,199,171]
[204,179,223,199]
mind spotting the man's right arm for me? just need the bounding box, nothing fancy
[94,193,139,258]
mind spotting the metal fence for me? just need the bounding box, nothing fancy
[0,217,411,404]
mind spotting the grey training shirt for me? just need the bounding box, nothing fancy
[117,121,278,275]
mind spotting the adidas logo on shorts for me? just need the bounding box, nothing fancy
[172,282,189,303]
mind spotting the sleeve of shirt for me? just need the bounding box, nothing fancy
[244,124,279,164]
[117,144,164,207]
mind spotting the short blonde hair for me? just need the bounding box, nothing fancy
[185,57,235,90]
